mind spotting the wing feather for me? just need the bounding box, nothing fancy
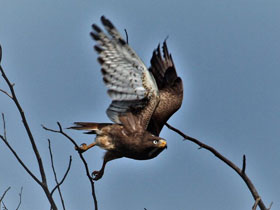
[91,16,159,129]
[148,41,183,135]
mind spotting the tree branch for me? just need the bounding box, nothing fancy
[43,123,98,210]
[0,59,47,187]
[48,139,72,210]
[15,187,23,210]
[242,154,246,174]
[165,123,270,210]
[124,29,129,44]
[0,114,42,186]
[0,186,11,209]
[0,46,58,210]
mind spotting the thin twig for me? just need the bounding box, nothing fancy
[242,154,246,174]
[48,139,72,210]
[1,113,7,141]
[50,156,72,197]
[124,29,129,44]
[2,201,8,210]
[252,197,261,210]
[43,123,98,210]
[0,89,13,99]
[15,187,23,210]
[0,187,11,205]
[0,114,41,185]
[268,202,273,210]
[0,57,57,210]
[0,44,2,63]
[0,63,48,188]
[165,123,270,210]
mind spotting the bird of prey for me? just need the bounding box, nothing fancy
[69,16,183,180]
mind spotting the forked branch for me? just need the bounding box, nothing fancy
[15,187,23,210]
[165,123,271,210]
[43,123,98,210]
[48,139,72,210]
[0,45,58,210]
[0,186,11,209]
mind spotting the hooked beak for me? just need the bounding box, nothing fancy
[159,140,167,149]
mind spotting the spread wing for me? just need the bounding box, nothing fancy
[147,41,183,135]
[91,16,159,131]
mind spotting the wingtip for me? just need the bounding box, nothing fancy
[101,15,114,29]
[92,24,102,33]
[94,45,103,53]
[100,15,106,21]
[90,32,100,41]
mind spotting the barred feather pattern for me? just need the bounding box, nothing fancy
[91,16,159,124]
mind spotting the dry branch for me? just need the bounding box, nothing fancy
[15,187,23,210]
[0,46,58,210]
[165,123,270,210]
[0,186,11,209]
[43,123,98,210]
[48,139,72,210]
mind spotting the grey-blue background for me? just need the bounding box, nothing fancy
[0,0,279,209]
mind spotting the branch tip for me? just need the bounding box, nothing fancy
[165,122,269,210]
[124,29,128,44]
[0,44,2,63]
[242,154,246,174]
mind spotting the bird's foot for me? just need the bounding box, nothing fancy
[75,142,96,153]
[75,143,88,153]
[92,170,104,181]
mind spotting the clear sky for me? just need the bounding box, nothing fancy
[0,0,279,209]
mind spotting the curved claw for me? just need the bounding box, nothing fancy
[92,170,104,181]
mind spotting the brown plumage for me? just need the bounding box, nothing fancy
[69,16,183,180]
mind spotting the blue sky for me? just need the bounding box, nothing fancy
[0,0,279,209]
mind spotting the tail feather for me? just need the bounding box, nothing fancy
[68,122,111,134]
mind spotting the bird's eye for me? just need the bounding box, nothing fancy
[153,140,158,144]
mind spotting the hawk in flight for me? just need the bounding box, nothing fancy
[70,16,183,180]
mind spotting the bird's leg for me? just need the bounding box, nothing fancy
[92,151,122,181]
[75,142,96,153]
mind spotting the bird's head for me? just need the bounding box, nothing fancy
[143,133,167,159]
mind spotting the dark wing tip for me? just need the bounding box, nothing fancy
[118,38,126,46]
[97,57,105,65]
[101,16,115,30]
[92,24,102,33]
[100,68,106,75]
[94,45,103,53]
[90,32,100,41]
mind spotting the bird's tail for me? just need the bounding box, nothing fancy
[68,122,112,134]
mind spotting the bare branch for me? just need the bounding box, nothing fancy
[0,63,48,186]
[252,197,261,210]
[124,29,129,44]
[48,139,72,210]
[0,114,41,186]
[2,201,8,210]
[0,44,2,63]
[0,89,13,99]
[0,187,11,205]
[15,187,23,210]
[165,123,270,210]
[0,56,58,210]
[1,113,7,140]
[242,154,246,174]
[43,123,98,210]
[50,156,72,197]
